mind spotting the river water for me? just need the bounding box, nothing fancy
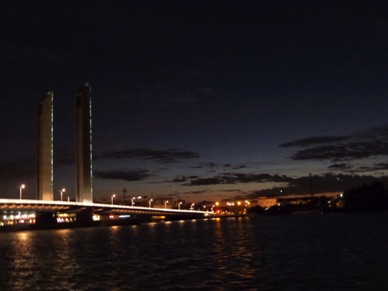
[1,213,388,290]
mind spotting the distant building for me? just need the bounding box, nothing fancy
[256,197,277,208]
[37,92,53,201]
[75,83,93,203]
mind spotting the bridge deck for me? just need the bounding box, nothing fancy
[0,199,208,216]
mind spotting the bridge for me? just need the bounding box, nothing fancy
[0,199,210,230]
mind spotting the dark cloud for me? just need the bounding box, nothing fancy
[328,163,351,170]
[171,175,199,183]
[204,162,217,168]
[375,162,388,170]
[96,148,200,164]
[232,165,247,170]
[223,164,247,169]
[191,162,248,171]
[153,168,170,173]
[185,173,291,186]
[289,142,388,161]
[189,166,203,169]
[224,189,243,192]
[328,162,388,174]
[280,126,388,161]
[233,173,289,183]
[187,177,231,186]
[184,190,207,195]
[178,171,388,200]
[172,176,186,182]
[280,135,349,148]
[94,169,150,181]
[348,162,388,173]
[187,162,247,171]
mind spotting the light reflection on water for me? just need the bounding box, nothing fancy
[1,214,388,290]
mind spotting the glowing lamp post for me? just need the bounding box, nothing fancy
[149,199,153,208]
[60,188,66,201]
[111,194,116,205]
[164,200,169,209]
[19,184,25,200]
[178,201,182,210]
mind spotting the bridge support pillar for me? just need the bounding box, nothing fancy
[76,208,93,226]
[35,211,57,228]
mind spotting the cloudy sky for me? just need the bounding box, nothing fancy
[1,0,387,203]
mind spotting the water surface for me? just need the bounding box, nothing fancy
[1,214,388,290]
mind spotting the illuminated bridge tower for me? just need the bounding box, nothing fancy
[37,92,54,201]
[75,83,93,203]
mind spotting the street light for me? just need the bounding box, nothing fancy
[164,200,169,209]
[60,188,66,201]
[111,194,116,205]
[149,198,153,208]
[19,184,25,200]
[178,201,182,210]
[131,197,135,206]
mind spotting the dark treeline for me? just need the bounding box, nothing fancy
[342,181,388,212]
[248,181,388,215]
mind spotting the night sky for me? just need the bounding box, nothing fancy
[1,1,387,203]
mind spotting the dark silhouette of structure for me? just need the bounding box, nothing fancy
[36,83,93,203]
[37,92,54,201]
[75,83,93,203]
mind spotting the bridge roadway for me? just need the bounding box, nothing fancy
[0,199,208,217]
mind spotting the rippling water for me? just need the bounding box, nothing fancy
[1,213,388,290]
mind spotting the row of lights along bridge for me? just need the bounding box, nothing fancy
[16,184,181,210]
[16,184,251,212]
[110,194,183,209]
[17,184,68,201]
